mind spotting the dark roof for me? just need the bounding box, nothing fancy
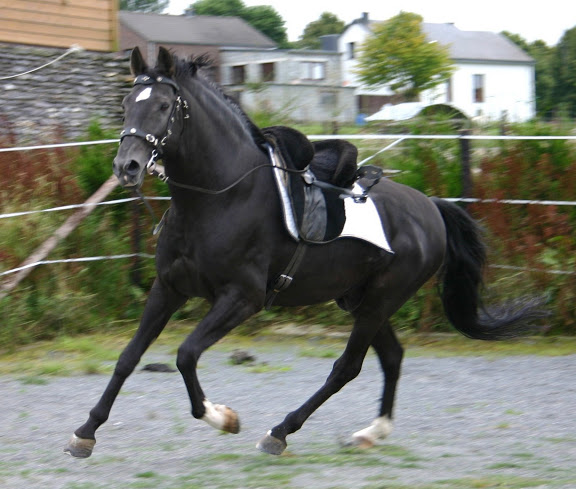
[119,11,277,49]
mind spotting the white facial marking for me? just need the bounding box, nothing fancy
[136,87,152,102]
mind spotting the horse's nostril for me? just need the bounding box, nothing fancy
[126,160,141,175]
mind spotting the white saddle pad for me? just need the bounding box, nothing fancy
[340,183,393,253]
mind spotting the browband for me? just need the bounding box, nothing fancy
[133,74,180,92]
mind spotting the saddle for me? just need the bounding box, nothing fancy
[263,125,362,242]
[262,125,387,308]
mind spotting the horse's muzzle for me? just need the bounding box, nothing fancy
[113,157,145,188]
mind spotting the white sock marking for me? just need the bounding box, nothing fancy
[201,399,227,430]
[352,416,394,444]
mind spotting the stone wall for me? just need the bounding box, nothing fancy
[0,43,131,144]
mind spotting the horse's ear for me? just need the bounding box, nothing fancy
[130,47,148,76]
[156,47,175,77]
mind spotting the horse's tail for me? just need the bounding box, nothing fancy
[431,197,548,340]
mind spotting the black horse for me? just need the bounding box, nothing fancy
[65,47,545,458]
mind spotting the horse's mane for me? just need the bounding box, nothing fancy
[167,54,268,149]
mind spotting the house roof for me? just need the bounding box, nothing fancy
[421,23,533,63]
[119,11,277,49]
[351,15,533,64]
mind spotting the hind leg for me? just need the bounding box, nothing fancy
[257,312,380,455]
[257,248,438,456]
[348,322,404,448]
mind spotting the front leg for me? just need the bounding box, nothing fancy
[64,279,186,458]
[176,288,262,433]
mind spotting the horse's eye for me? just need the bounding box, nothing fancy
[160,103,170,111]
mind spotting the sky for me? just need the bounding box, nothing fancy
[166,0,576,46]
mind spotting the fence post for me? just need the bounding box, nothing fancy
[130,197,143,288]
[459,129,472,205]
[0,175,119,299]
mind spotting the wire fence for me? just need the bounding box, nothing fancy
[1,134,576,280]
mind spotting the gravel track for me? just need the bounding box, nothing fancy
[1,341,575,489]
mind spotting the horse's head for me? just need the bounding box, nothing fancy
[113,47,187,188]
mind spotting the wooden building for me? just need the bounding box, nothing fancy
[0,0,118,52]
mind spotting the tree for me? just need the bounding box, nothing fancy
[530,40,557,118]
[355,12,453,100]
[242,5,288,47]
[297,12,345,50]
[189,0,244,17]
[501,30,531,52]
[553,26,576,118]
[120,0,168,13]
[502,31,557,117]
[188,0,288,47]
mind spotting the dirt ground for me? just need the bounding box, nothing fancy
[1,341,575,489]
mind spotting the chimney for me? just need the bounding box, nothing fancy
[361,12,369,23]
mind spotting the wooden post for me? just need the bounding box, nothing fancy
[459,129,472,206]
[0,175,119,299]
[130,196,143,288]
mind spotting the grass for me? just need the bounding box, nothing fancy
[47,449,570,489]
[2,435,574,489]
[1,324,576,379]
[377,476,553,489]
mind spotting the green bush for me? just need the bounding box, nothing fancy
[1,119,576,349]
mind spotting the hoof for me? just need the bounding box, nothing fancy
[63,434,96,458]
[223,407,240,434]
[256,431,287,455]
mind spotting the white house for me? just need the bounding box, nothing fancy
[338,13,536,122]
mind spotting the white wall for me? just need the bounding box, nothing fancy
[339,23,393,97]
[338,23,536,122]
[450,63,534,122]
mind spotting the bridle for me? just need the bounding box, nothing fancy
[119,73,310,196]
[120,74,189,183]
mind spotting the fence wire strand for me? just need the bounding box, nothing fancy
[1,135,575,280]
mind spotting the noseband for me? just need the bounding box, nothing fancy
[120,74,189,181]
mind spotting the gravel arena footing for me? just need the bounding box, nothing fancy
[1,342,575,489]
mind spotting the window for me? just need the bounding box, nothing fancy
[347,42,356,60]
[320,91,337,106]
[301,62,325,81]
[473,74,485,103]
[261,62,275,82]
[231,65,246,85]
